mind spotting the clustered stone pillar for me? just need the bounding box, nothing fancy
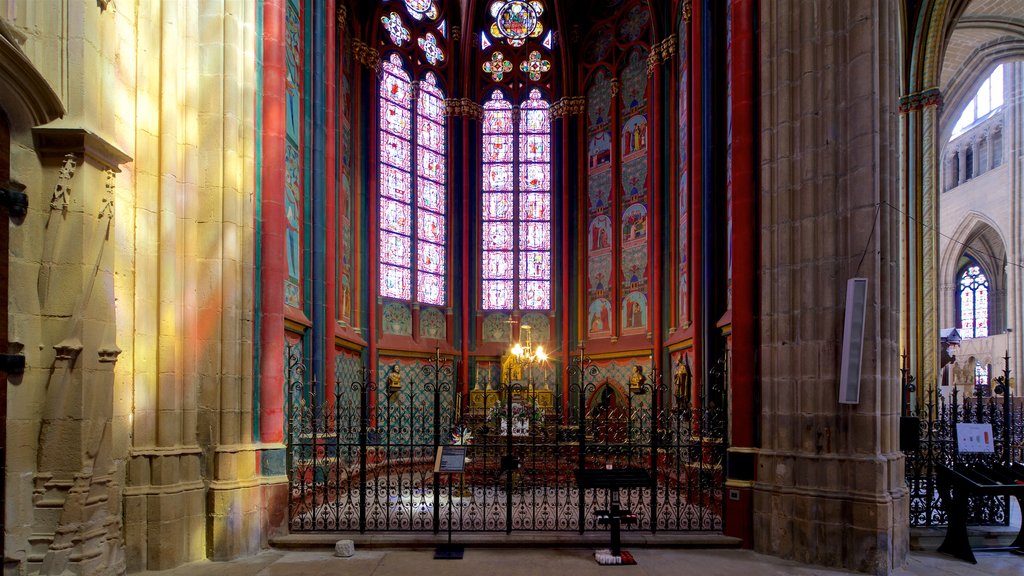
[757,1,906,573]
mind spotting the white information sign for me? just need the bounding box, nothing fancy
[955,423,995,454]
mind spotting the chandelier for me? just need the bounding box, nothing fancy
[501,324,547,387]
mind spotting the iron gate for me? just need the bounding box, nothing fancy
[287,350,727,533]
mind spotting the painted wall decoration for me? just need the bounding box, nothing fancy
[482,313,511,342]
[382,301,413,336]
[677,18,689,328]
[621,291,647,333]
[582,2,650,343]
[618,4,650,43]
[588,216,612,252]
[339,27,354,326]
[586,68,613,339]
[588,253,612,292]
[618,47,649,334]
[621,245,647,285]
[419,307,446,339]
[520,312,550,343]
[588,298,613,335]
[284,0,303,309]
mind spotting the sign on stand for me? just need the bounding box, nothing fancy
[434,446,466,560]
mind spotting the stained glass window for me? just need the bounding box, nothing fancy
[377,1,449,307]
[379,55,414,300]
[418,32,445,65]
[959,261,989,338]
[975,360,989,390]
[482,91,515,310]
[415,73,447,305]
[489,0,545,47]
[382,12,411,46]
[480,89,551,310]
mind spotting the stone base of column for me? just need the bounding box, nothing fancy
[123,449,206,572]
[753,454,908,575]
[207,481,264,561]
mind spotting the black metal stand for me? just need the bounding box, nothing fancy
[434,474,463,559]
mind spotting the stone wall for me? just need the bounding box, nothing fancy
[3,1,265,574]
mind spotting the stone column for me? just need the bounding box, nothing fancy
[122,0,205,570]
[201,0,265,561]
[757,1,906,573]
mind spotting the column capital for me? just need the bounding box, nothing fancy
[899,88,942,113]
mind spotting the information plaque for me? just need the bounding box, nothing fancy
[956,423,995,454]
[434,446,467,474]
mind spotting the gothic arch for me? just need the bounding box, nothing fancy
[938,213,1007,334]
[900,0,1024,398]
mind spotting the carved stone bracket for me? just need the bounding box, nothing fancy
[33,128,131,175]
[682,1,692,24]
[550,96,585,118]
[97,345,121,364]
[450,26,461,43]
[53,338,83,362]
[444,98,482,119]
[899,88,942,113]
[352,38,380,73]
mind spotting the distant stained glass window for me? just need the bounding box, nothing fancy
[959,262,989,338]
[489,0,545,47]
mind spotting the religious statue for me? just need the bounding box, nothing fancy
[387,364,402,396]
[629,364,647,394]
[673,358,691,404]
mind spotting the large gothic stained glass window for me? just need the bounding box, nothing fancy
[480,0,553,311]
[959,259,989,338]
[377,2,448,306]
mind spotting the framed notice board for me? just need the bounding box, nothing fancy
[434,446,467,474]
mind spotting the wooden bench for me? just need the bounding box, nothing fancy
[936,462,1024,563]
[575,467,652,558]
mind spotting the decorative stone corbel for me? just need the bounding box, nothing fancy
[352,38,381,74]
[550,96,585,118]
[97,345,121,364]
[450,26,460,43]
[53,338,83,362]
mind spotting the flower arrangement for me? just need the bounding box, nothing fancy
[488,401,543,436]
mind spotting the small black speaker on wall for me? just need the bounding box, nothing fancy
[839,278,868,405]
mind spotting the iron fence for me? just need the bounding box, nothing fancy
[287,349,727,533]
[904,355,1023,527]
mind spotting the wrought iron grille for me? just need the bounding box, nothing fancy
[287,349,727,533]
[904,356,1023,527]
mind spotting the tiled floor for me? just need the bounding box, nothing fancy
[138,546,1022,576]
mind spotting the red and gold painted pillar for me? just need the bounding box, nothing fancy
[259,0,287,445]
[724,0,757,547]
